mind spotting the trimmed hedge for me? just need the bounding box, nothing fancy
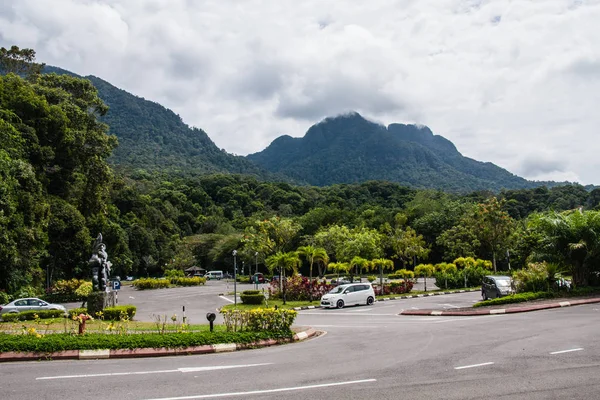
[0,331,293,353]
[240,294,264,305]
[170,277,206,286]
[133,278,170,290]
[220,308,297,334]
[242,290,261,295]
[99,305,137,321]
[473,292,555,307]
[1,309,65,322]
[67,308,88,318]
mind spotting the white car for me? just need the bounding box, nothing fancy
[320,283,375,309]
[0,298,66,316]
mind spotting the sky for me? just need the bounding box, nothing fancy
[1,0,599,184]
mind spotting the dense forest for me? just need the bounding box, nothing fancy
[2,46,600,296]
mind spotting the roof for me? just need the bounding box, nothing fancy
[184,266,206,272]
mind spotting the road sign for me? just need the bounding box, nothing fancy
[112,280,121,290]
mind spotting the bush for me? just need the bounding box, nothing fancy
[433,266,488,289]
[164,269,185,278]
[374,281,414,295]
[236,276,251,283]
[268,276,333,301]
[0,291,9,305]
[45,279,89,302]
[0,331,293,353]
[242,290,261,295]
[512,262,548,293]
[240,294,265,305]
[99,305,137,321]
[367,276,376,283]
[1,309,65,321]
[220,308,297,334]
[388,269,415,280]
[75,282,93,298]
[67,307,88,318]
[473,292,555,307]
[170,277,206,286]
[133,278,170,290]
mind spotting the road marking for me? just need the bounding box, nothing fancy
[219,295,234,303]
[550,348,583,355]
[440,304,460,308]
[36,363,272,380]
[298,312,397,316]
[348,308,370,312]
[143,378,377,400]
[454,362,494,370]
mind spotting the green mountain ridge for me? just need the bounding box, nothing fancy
[43,66,285,181]
[247,112,556,192]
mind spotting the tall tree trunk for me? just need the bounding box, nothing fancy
[309,260,313,302]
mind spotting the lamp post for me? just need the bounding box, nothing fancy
[232,250,237,308]
[255,252,259,289]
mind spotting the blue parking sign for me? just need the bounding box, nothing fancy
[112,280,121,290]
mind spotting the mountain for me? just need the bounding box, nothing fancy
[43,66,281,180]
[247,112,540,192]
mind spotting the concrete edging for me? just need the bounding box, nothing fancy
[0,328,318,363]
[399,297,600,316]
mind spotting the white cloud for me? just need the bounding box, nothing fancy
[1,0,599,184]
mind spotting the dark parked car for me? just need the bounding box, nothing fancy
[251,273,266,283]
[482,275,514,300]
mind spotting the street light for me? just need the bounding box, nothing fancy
[232,250,238,307]
[254,252,259,289]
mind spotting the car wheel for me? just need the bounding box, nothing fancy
[336,299,344,309]
[366,296,374,306]
[482,291,488,301]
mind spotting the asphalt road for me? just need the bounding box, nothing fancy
[4,288,600,399]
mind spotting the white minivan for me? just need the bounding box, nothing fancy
[206,271,224,280]
[320,283,375,309]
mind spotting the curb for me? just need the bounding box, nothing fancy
[291,289,481,310]
[399,298,600,316]
[0,328,318,363]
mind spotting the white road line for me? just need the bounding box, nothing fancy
[439,304,460,308]
[143,378,377,400]
[298,312,397,316]
[36,363,272,380]
[348,308,370,312]
[219,295,234,303]
[550,348,583,355]
[454,362,494,370]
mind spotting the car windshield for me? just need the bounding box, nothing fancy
[495,279,511,287]
[328,286,346,294]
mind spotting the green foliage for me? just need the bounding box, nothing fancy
[0,331,292,353]
[170,277,206,286]
[240,293,265,305]
[473,291,555,307]
[100,305,137,321]
[242,290,261,295]
[164,269,185,278]
[133,278,170,290]
[67,308,88,318]
[0,291,9,305]
[1,309,65,321]
[388,269,415,280]
[367,275,377,283]
[220,308,296,333]
[75,282,93,298]
[512,262,550,293]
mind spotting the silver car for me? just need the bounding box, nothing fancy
[0,297,66,316]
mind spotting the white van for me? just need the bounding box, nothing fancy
[206,271,224,280]
[320,283,375,309]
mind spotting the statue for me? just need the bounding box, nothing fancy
[89,233,112,291]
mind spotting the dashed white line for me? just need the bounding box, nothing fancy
[454,362,494,370]
[550,348,583,355]
[143,378,377,400]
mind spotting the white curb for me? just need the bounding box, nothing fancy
[559,301,571,307]
[79,349,110,359]
[213,343,237,353]
[490,309,506,314]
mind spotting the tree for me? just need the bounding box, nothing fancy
[414,263,436,292]
[265,251,301,304]
[386,213,430,269]
[470,197,515,272]
[370,258,394,295]
[528,210,600,286]
[297,245,329,301]
[0,45,45,77]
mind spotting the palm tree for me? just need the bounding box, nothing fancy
[328,262,349,282]
[370,258,394,295]
[265,251,301,304]
[349,256,370,282]
[297,245,329,301]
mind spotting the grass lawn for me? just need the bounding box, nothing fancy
[0,319,227,334]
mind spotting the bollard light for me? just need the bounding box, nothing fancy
[206,312,216,332]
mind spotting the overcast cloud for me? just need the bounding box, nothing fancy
[1,0,599,184]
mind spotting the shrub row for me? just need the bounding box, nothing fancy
[220,308,297,334]
[473,292,555,308]
[1,309,65,322]
[170,277,206,286]
[0,331,293,353]
[100,305,137,321]
[133,278,171,290]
